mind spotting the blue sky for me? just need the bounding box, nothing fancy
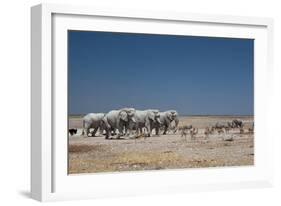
[68,31,254,115]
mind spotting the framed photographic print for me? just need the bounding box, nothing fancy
[31,3,274,201]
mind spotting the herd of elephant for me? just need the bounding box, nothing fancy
[80,108,179,139]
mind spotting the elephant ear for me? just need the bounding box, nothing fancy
[148,111,155,120]
[171,111,177,118]
[102,117,111,129]
[119,110,128,122]
[154,111,160,118]
[167,112,173,121]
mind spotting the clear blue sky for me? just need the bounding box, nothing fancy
[68,31,254,115]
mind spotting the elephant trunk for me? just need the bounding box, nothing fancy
[130,116,136,123]
[156,117,161,124]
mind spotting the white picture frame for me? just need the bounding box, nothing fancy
[31,3,274,202]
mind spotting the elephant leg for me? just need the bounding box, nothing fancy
[91,127,98,137]
[145,123,151,137]
[140,127,145,136]
[123,125,128,136]
[97,127,104,136]
[82,120,85,136]
[133,123,139,136]
[134,127,139,138]
[125,126,132,137]
[100,127,106,136]
[128,124,135,137]
[137,125,144,138]
[117,125,124,138]
[174,118,179,133]
[139,128,142,136]
[140,127,144,137]
[155,127,159,136]
[125,130,130,136]
[105,128,110,139]
[163,125,168,135]
[102,128,107,136]
[83,126,90,137]
[82,122,88,137]
[111,128,117,136]
[87,128,91,137]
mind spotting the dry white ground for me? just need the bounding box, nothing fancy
[68,116,254,174]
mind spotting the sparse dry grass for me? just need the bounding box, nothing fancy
[69,149,183,173]
[68,139,254,174]
[69,144,106,153]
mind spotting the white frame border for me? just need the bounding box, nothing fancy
[31,3,274,202]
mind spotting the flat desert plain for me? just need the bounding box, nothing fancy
[68,116,254,174]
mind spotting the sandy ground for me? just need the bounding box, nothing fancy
[68,116,254,174]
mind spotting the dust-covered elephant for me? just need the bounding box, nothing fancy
[82,113,105,137]
[102,108,136,139]
[154,110,179,135]
[129,109,161,137]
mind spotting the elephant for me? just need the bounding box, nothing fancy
[227,121,235,128]
[232,119,243,128]
[129,109,161,137]
[82,113,105,137]
[152,110,179,135]
[214,122,225,129]
[102,108,136,139]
